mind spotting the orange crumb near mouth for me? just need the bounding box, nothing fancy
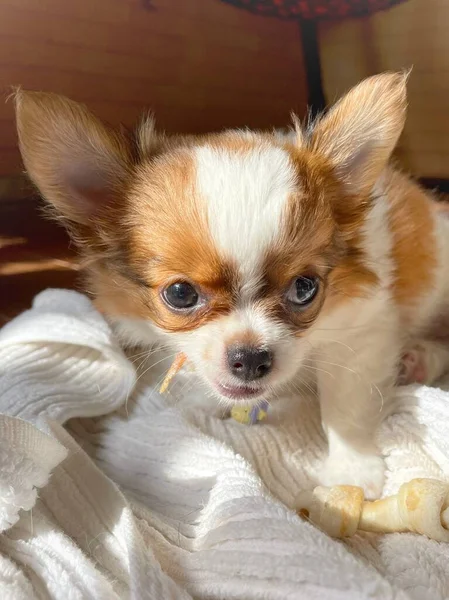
[159,352,187,394]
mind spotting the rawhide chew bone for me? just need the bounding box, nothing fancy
[296,478,449,541]
[159,353,187,394]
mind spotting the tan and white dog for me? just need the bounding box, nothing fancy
[14,73,449,498]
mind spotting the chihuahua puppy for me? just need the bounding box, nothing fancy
[15,73,449,498]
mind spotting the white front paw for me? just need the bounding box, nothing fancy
[319,453,385,500]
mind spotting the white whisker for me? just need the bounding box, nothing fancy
[124,351,178,416]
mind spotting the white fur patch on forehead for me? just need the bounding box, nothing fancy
[194,144,297,290]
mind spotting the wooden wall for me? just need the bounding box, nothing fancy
[319,0,449,179]
[0,0,307,178]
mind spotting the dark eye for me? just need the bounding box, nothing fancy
[163,281,199,310]
[286,276,319,307]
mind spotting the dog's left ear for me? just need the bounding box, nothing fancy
[14,89,132,229]
[309,72,408,195]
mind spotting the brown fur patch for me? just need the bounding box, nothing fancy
[93,148,241,333]
[257,143,379,332]
[386,170,438,311]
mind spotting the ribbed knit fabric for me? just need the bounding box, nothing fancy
[0,289,449,599]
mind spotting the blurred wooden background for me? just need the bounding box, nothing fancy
[320,0,449,179]
[0,0,307,179]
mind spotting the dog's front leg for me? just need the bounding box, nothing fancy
[316,335,399,500]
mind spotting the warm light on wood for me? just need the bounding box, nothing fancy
[0,258,79,276]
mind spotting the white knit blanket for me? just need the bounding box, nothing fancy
[1,290,449,600]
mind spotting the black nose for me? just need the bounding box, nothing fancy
[227,345,273,382]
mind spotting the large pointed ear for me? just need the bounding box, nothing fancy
[309,72,408,195]
[14,90,132,227]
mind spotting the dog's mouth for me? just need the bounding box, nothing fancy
[214,381,266,401]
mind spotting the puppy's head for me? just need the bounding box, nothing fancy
[15,73,407,404]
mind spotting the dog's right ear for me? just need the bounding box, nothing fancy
[309,72,408,196]
[14,90,132,227]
